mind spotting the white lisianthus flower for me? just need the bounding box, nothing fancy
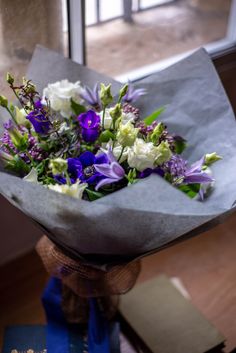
[42,79,83,118]
[127,138,158,172]
[99,108,136,129]
[48,180,87,199]
[117,120,139,147]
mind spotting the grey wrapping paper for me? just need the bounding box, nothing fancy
[0,45,235,265]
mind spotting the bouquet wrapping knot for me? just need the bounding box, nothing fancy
[36,235,140,322]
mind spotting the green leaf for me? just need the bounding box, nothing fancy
[178,183,200,198]
[71,99,86,116]
[174,138,187,154]
[143,106,165,126]
[86,188,104,201]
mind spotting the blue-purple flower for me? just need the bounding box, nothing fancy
[94,149,125,190]
[123,85,146,103]
[26,100,50,134]
[55,151,108,185]
[80,84,101,108]
[78,110,100,143]
[164,155,213,185]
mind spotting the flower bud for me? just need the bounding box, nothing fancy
[118,84,128,102]
[99,130,114,143]
[6,72,14,85]
[15,106,30,127]
[204,152,222,166]
[155,141,172,165]
[0,150,14,162]
[117,120,139,147]
[150,122,165,144]
[110,103,122,122]
[0,95,8,108]
[100,83,113,107]
[8,126,28,151]
[49,158,68,175]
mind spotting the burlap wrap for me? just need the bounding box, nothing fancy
[36,236,141,322]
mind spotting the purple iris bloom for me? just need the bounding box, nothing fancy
[78,110,100,143]
[94,149,125,191]
[123,85,146,103]
[80,84,101,108]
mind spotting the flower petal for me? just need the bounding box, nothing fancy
[79,151,95,167]
[95,177,119,191]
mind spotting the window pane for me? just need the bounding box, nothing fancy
[86,0,233,77]
[0,0,68,96]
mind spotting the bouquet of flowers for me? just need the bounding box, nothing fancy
[0,74,221,203]
[0,46,235,264]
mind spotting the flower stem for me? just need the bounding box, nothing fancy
[102,105,106,130]
[65,171,71,185]
[6,106,17,125]
[117,146,125,162]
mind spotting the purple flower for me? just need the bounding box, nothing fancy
[26,102,50,134]
[3,119,14,130]
[94,149,125,190]
[78,110,100,143]
[164,155,213,185]
[139,167,164,179]
[55,151,108,185]
[183,157,213,185]
[123,85,146,103]
[34,99,43,109]
[80,84,101,108]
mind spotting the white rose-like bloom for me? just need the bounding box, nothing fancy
[99,108,136,129]
[42,80,83,118]
[48,180,87,199]
[127,138,158,172]
[117,120,139,147]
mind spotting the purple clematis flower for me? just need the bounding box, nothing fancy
[123,85,146,103]
[27,100,50,134]
[94,149,125,191]
[165,155,213,185]
[80,84,101,108]
[78,110,100,143]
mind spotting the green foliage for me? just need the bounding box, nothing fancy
[86,188,104,201]
[178,183,200,198]
[71,99,86,116]
[174,138,187,154]
[143,107,165,126]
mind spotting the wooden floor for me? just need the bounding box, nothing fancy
[0,213,236,352]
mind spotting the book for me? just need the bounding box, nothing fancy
[119,275,225,353]
[2,322,120,353]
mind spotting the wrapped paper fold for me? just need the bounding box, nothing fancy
[0,46,235,266]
